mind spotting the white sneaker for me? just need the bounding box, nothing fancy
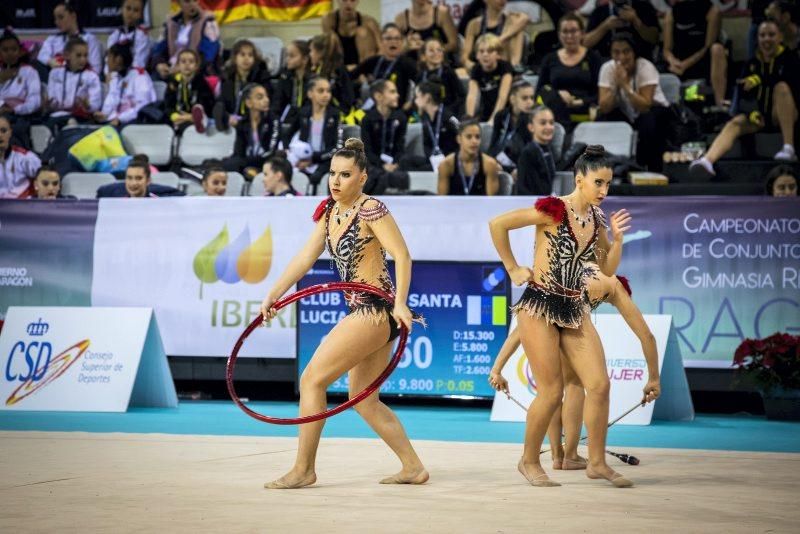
[774,144,797,161]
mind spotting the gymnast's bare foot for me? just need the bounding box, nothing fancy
[562,455,587,470]
[379,464,429,485]
[586,463,633,488]
[264,468,317,489]
[518,459,561,487]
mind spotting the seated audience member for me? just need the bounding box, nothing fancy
[515,106,558,195]
[395,0,459,58]
[663,0,727,106]
[309,34,355,113]
[462,0,531,70]
[321,0,381,70]
[584,0,660,60]
[466,34,513,122]
[536,13,603,130]
[224,83,279,177]
[165,49,215,134]
[416,38,465,111]
[262,154,298,196]
[691,20,799,175]
[488,80,534,171]
[0,114,41,198]
[598,33,670,171]
[272,40,311,122]
[202,163,228,196]
[399,80,460,172]
[361,80,409,194]
[31,165,62,200]
[213,39,272,130]
[45,38,103,132]
[151,0,221,78]
[107,0,151,69]
[282,76,343,194]
[438,119,500,195]
[96,155,184,197]
[94,44,156,127]
[0,30,42,148]
[354,24,418,109]
[37,1,103,73]
[766,0,799,50]
[764,164,798,196]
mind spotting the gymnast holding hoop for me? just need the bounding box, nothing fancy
[489,145,635,488]
[259,138,428,489]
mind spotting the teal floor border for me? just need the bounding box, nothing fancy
[1,401,798,453]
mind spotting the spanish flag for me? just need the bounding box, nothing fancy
[181,0,331,24]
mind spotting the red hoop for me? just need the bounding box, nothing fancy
[226,282,409,425]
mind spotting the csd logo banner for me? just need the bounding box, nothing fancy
[0,307,176,412]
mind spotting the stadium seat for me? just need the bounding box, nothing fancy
[180,178,205,196]
[572,121,635,158]
[178,126,235,165]
[551,121,566,162]
[151,171,180,189]
[405,122,425,158]
[248,37,284,76]
[225,172,246,196]
[153,80,167,102]
[342,125,361,140]
[497,171,513,195]
[552,171,574,196]
[248,173,266,196]
[121,124,174,166]
[61,172,116,199]
[522,74,539,90]
[659,73,681,105]
[30,125,52,154]
[408,171,438,194]
[480,122,493,152]
[293,171,311,195]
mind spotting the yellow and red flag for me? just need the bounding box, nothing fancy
[173,0,331,24]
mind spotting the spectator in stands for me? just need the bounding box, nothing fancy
[262,153,298,196]
[766,0,799,50]
[213,39,271,131]
[201,162,227,196]
[764,164,798,196]
[662,0,728,107]
[691,20,799,175]
[37,1,103,74]
[321,0,381,70]
[584,0,660,60]
[310,34,355,114]
[535,13,603,130]
[97,155,184,197]
[598,33,670,171]
[462,0,530,70]
[31,165,62,200]
[416,38,465,112]
[272,40,311,122]
[151,0,221,78]
[395,0,459,58]
[165,49,215,134]
[107,0,151,70]
[438,119,500,195]
[466,34,513,122]
[0,114,41,198]
[45,38,103,132]
[355,24,418,110]
[400,80,460,171]
[282,76,343,194]
[488,79,534,172]
[361,80,409,194]
[94,44,156,128]
[515,106,558,195]
[0,30,41,148]
[224,83,279,178]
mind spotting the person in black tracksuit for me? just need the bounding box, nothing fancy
[516,106,559,195]
[361,79,409,194]
[223,84,280,176]
[399,79,460,172]
[272,40,311,123]
[213,39,272,130]
[488,80,535,173]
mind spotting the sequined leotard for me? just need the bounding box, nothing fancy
[512,196,607,328]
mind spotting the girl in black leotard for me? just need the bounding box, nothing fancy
[395,0,458,57]
[321,0,381,69]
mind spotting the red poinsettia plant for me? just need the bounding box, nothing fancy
[733,333,800,392]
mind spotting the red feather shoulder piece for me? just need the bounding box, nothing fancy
[534,196,566,223]
[616,275,633,296]
[312,197,333,222]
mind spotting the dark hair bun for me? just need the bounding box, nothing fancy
[344,138,364,153]
[584,145,606,157]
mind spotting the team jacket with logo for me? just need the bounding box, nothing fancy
[46,66,102,116]
[0,64,41,116]
[0,146,42,199]
[37,31,104,74]
[101,68,157,124]
[107,25,151,69]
